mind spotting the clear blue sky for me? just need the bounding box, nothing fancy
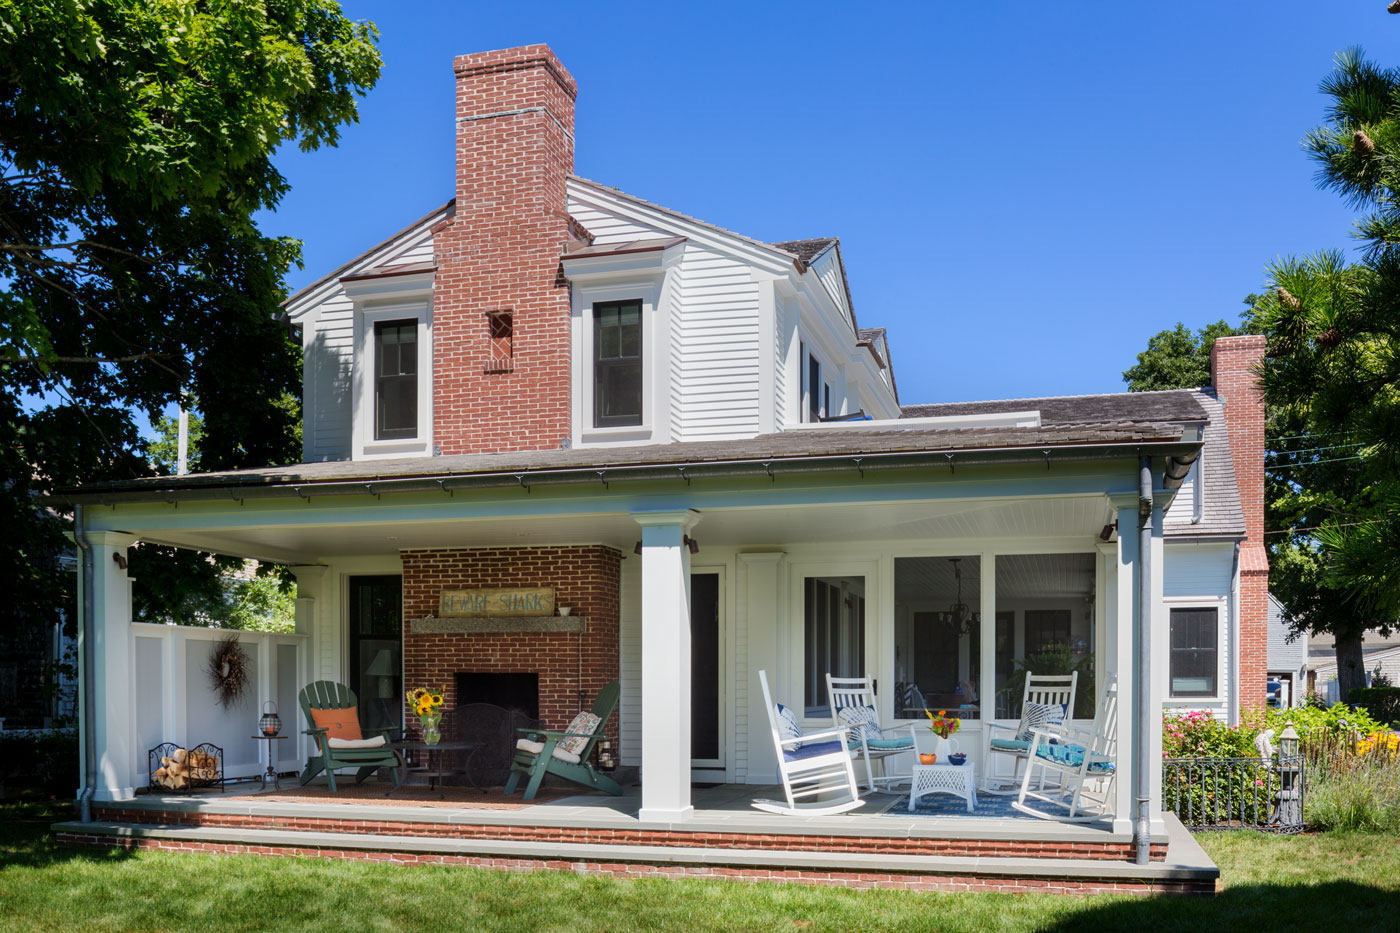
[262,1,1396,407]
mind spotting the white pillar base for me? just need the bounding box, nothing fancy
[638,805,696,823]
[93,786,137,803]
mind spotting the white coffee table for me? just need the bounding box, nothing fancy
[908,761,978,812]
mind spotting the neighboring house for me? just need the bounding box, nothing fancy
[1310,644,1400,704]
[1266,594,1306,708]
[59,45,1267,845]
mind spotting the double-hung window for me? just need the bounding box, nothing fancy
[374,319,418,440]
[808,354,822,422]
[593,300,643,427]
[1169,607,1219,697]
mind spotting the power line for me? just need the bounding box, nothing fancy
[1265,519,1385,536]
[1267,455,1366,469]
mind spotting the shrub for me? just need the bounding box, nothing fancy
[1349,687,1400,729]
[0,729,78,792]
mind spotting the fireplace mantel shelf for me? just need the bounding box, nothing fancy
[411,616,587,634]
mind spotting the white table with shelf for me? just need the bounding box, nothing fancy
[908,760,978,812]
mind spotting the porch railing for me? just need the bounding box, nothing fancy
[1162,755,1305,833]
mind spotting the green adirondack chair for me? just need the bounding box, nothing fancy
[297,680,403,793]
[505,681,623,801]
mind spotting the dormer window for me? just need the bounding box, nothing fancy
[374,319,418,440]
[593,300,643,427]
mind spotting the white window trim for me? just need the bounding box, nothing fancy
[351,298,433,461]
[570,277,672,448]
[785,558,880,729]
[1163,596,1227,704]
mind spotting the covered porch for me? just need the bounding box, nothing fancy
[63,427,1197,880]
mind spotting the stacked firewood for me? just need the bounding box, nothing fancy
[152,748,220,789]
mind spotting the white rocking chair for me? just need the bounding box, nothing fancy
[1013,676,1118,822]
[982,671,1077,795]
[752,670,863,816]
[827,674,918,792]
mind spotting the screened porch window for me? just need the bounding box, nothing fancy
[993,554,1096,720]
[593,300,642,427]
[374,319,417,440]
[1170,607,1219,697]
[894,556,981,720]
[803,576,865,716]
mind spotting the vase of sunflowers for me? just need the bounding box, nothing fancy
[924,708,961,758]
[406,686,445,745]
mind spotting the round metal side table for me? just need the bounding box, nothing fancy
[251,734,288,791]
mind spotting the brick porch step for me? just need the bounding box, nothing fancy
[54,819,1218,896]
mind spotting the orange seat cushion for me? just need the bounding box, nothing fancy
[310,707,363,743]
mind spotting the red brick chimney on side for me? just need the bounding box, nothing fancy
[1210,334,1269,712]
[432,45,578,456]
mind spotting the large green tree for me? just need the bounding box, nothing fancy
[1121,319,1246,392]
[0,3,380,645]
[1250,50,1400,678]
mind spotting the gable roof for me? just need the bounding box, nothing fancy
[282,200,454,315]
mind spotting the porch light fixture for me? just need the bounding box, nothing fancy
[935,558,979,636]
[1099,521,1117,542]
[685,535,699,555]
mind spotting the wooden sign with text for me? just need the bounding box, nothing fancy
[438,587,555,618]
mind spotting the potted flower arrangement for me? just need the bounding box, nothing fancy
[924,709,962,759]
[406,686,445,745]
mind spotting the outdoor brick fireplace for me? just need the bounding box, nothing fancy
[400,545,621,745]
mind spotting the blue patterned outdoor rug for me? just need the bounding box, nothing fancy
[875,789,1028,820]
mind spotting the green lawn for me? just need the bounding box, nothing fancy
[1,796,1397,932]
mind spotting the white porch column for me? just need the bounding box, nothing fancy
[1147,505,1167,833]
[83,531,138,802]
[634,509,700,822]
[1109,501,1137,837]
[1109,495,1168,842]
[739,551,785,783]
[289,565,330,681]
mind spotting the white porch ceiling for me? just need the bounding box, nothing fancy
[131,495,1113,563]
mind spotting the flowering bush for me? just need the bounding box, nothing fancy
[1162,709,1258,759]
[1163,703,1400,833]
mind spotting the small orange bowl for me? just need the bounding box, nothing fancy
[919,753,937,765]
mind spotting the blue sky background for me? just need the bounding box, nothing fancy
[261,1,1397,408]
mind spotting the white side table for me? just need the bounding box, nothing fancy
[909,761,978,812]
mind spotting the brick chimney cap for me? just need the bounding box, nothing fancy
[453,44,578,99]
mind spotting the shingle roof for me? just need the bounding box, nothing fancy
[57,420,1194,501]
[770,238,838,265]
[903,388,1245,537]
[1167,388,1244,537]
[901,389,1208,425]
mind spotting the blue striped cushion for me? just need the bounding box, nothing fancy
[989,737,1031,752]
[783,740,845,762]
[1033,741,1114,774]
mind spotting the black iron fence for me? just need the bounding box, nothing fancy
[1162,755,1305,833]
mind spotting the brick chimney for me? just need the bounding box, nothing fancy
[432,45,578,455]
[1210,334,1269,712]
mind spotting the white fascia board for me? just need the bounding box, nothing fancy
[561,240,685,283]
[341,270,435,304]
[782,409,1042,431]
[567,180,796,276]
[284,207,447,322]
